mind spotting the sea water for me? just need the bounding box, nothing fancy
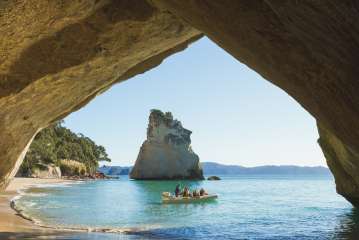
[13,175,359,239]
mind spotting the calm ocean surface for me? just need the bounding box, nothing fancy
[14,175,359,239]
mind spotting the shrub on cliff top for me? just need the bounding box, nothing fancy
[59,159,87,176]
[150,109,164,118]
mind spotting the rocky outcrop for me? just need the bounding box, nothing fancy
[152,1,359,206]
[318,124,359,206]
[0,0,201,189]
[17,163,61,179]
[31,164,62,179]
[1,0,359,206]
[207,176,221,181]
[130,110,204,180]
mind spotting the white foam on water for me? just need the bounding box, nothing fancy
[24,192,48,197]
[11,197,153,234]
[8,179,162,236]
[9,180,87,230]
[31,180,85,189]
[23,201,37,207]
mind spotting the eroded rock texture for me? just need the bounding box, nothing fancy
[0,0,202,189]
[152,0,359,205]
[318,124,359,206]
[1,0,359,206]
[130,110,203,180]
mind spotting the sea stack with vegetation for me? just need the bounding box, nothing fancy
[17,121,111,179]
[130,109,204,180]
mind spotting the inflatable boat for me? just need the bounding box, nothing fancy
[162,192,218,204]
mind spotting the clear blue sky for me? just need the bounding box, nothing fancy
[64,37,325,167]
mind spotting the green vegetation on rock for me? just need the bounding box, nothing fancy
[18,121,110,176]
[59,159,87,176]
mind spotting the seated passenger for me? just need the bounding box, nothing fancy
[199,188,208,196]
[183,186,190,197]
[192,190,199,197]
[175,184,181,197]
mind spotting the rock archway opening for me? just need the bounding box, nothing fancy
[1,0,359,207]
[62,37,326,172]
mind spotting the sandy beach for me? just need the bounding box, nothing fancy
[0,177,72,233]
[0,178,128,239]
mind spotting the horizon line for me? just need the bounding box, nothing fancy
[100,161,329,169]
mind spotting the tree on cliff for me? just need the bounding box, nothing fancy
[18,121,111,176]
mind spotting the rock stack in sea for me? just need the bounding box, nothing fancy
[130,109,204,180]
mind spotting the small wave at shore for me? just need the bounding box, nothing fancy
[7,175,353,240]
[10,199,160,234]
[9,181,158,235]
[9,181,83,228]
[10,180,83,204]
[31,180,85,189]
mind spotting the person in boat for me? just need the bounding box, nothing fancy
[175,184,181,197]
[199,188,208,196]
[183,186,190,197]
[192,189,199,198]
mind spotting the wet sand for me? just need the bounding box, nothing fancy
[0,178,72,233]
[0,178,135,239]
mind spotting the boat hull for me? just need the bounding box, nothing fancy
[162,194,218,204]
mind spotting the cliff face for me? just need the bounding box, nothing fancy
[152,1,359,206]
[16,163,61,179]
[1,0,359,206]
[0,0,201,189]
[130,110,204,180]
[318,124,359,206]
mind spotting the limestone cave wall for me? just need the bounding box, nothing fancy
[1,0,359,206]
[153,0,359,206]
[0,0,201,188]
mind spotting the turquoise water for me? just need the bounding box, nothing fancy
[14,175,359,239]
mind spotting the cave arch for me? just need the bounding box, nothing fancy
[1,0,359,206]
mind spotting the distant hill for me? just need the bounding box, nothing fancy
[98,165,131,175]
[202,162,331,175]
[98,162,331,176]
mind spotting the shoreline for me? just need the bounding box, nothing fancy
[0,177,140,238]
[0,177,75,233]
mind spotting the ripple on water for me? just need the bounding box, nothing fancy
[12,175,358,239]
